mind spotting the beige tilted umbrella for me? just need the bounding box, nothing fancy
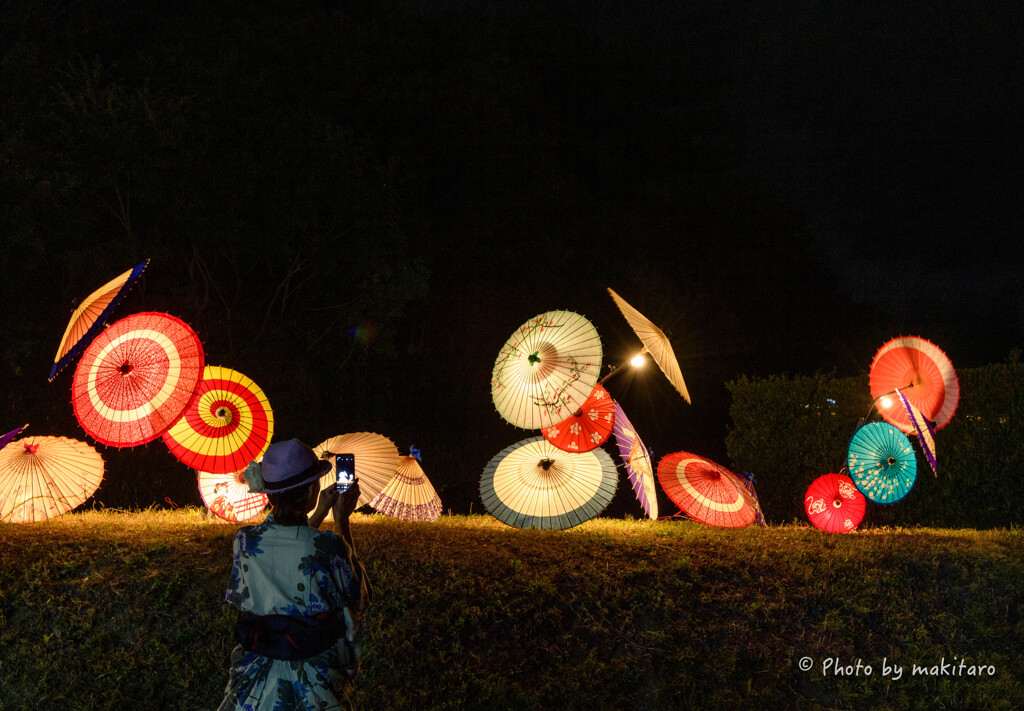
[607,288,690,404]
[313,432,400,509]
[491,310,604,430]
[0,436,104,523]
[370,450,442,522]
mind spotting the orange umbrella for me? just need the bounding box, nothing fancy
[0,436,104,522]
[49,260,150,382]
[607,288,690,403]
[71,312,205,447]
[162,366,274,474]
[540,383,615,453]
[870,336,958,431]
[657,451,756,528]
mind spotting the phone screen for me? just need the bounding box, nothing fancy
[334,453,355,492]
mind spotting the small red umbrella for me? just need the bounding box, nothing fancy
[540,383,615,453]
[657,451,756,528]
[71,312,205,447]
[804,472,867,533]
[198,468,268,522]
[162,366,274,474]
[870,336,958,431]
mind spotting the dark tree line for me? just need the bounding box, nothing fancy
[3,1,915,514]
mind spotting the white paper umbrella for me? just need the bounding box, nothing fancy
[491,310,603,430]
[369,453,442,522]
[197,468,269,522]
[479,435,618,530]
[607,288,691,403]
[0,436,104,522]
[313,432,400,509]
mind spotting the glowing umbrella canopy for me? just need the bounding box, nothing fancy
[479,435,618,530]
[870,336,958,431]
[313,433,400,509]
[0,436,104,523]
[198,468,268,522]
[611,401,658,519]
[847,422,917,504]
[49,259,150,382]
[896,387,937,476]
[657,451,756,528]
[369,449,443,522]
[607,288,690,404]
[162,366,274,474]
[540,383,615,453]
[491,310,604,430]
[804,472,866,533]
[71,312,205,447]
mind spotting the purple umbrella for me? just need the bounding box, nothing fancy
[611,401,658,518]
[896,388,938,476]
[0,424,28,452]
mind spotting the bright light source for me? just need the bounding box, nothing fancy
[630,354,646,367]
[880,396,892,409]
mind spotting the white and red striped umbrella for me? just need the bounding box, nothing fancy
[71,312,205,447]
[657,451,756,528]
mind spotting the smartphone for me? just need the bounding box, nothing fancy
[334,453,356,493]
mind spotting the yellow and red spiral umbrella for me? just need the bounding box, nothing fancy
[0,436,104,523]
[197,468,269,522]
[162,366,274,474]
[71,312,205,447]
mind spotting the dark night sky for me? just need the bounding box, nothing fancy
[2,1,1022,515]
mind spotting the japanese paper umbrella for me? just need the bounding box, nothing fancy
[847,422,917,504]
[0,424,29,452]
[313,433,400,509]
[540,383,615,453]
[0,436,104,523]
[870,336,959,431]
[71,312,205,447]
[611,401,658,519]
[896,387,938,476]
[369,450,443,522]
[657,451,756,528]
[197,468,268,523]
[491,310,604,430]
[49,259,150,382]
[480,435,618,530]
[804,473,866,533]
[162,366,274,474]
[607,288,691,404]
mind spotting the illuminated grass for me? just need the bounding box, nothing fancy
[1,510,1022,710]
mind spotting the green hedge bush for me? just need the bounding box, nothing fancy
[725,357,1024,528]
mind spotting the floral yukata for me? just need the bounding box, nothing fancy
[218,514,371,711]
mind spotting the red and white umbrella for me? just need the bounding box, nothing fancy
[870,336,958,431]
[540,383,615,453]
[657,451,756,528]
[804,472,866,533]
[71,312,205,447]
[198,468,268,522]
[0,436,104,522]
[162,366,274,474]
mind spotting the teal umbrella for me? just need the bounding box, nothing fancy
[479,436,617,530]
[846,422,917,504]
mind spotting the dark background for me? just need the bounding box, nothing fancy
[2,1,1021,516]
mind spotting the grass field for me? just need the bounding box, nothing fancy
[1,510,1022,710]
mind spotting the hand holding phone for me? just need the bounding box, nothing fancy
[334,453,356,493]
